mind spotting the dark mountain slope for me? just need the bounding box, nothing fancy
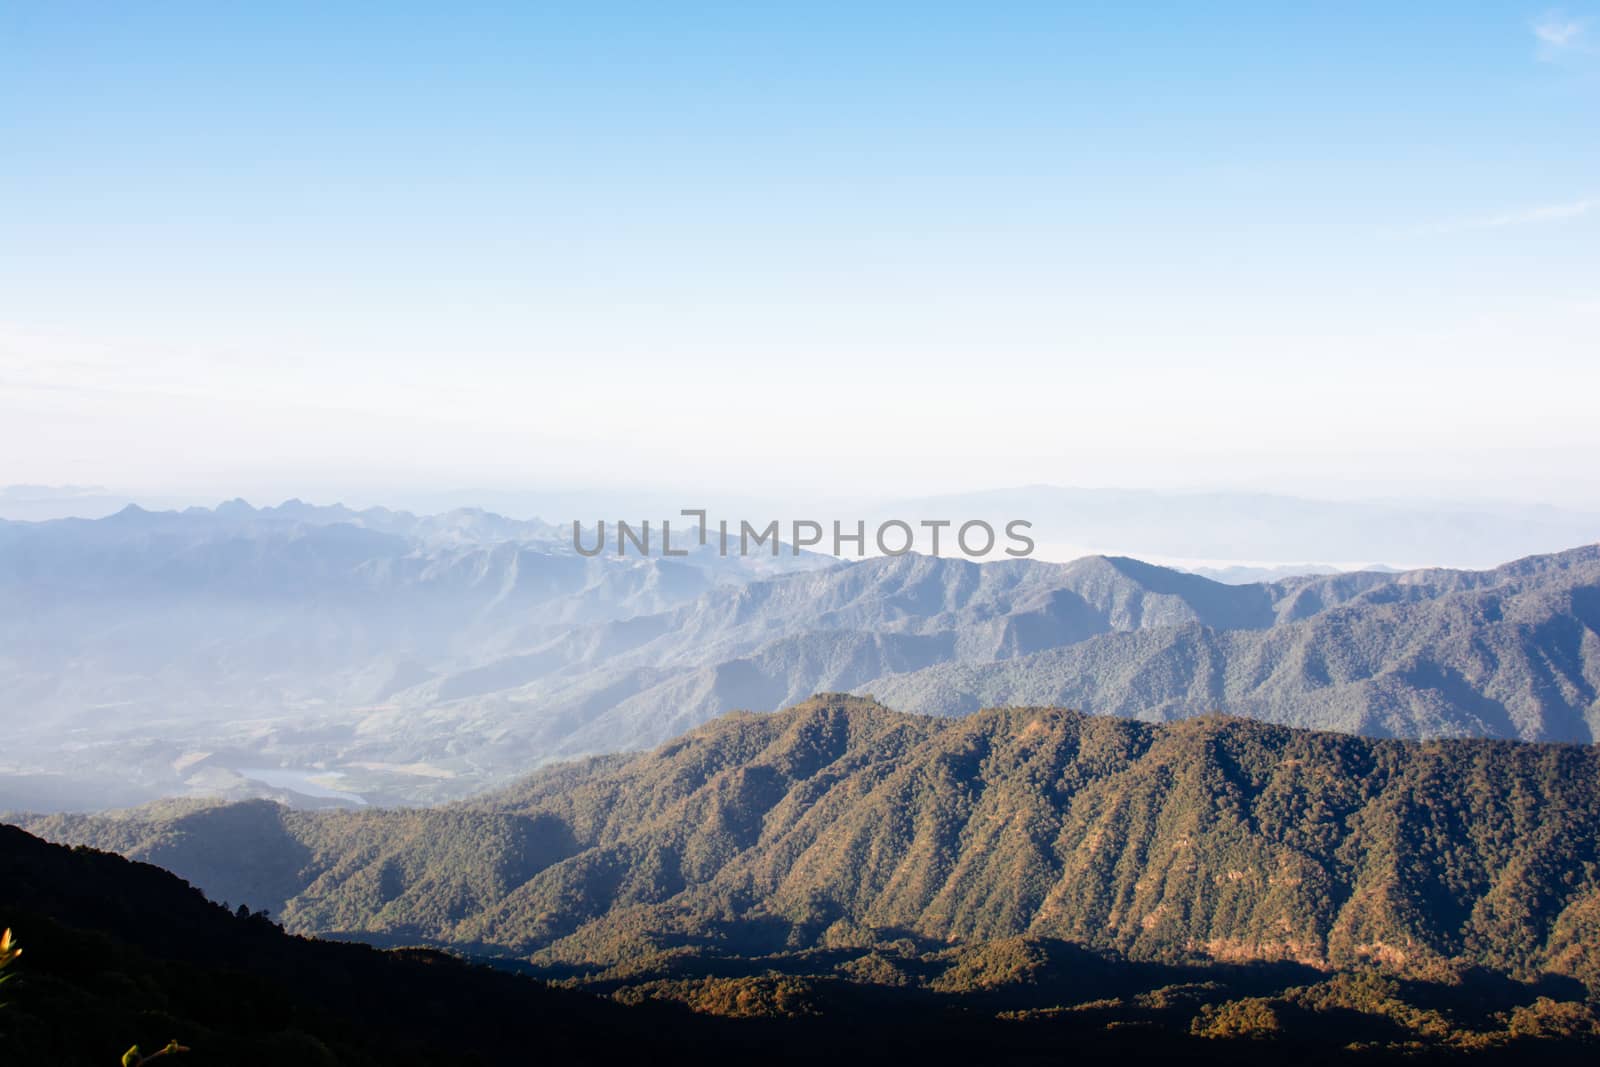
[0,823,730,1066]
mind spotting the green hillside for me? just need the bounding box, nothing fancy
[23,696,1600,994]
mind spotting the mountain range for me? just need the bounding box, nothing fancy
[2,499,1598,807]
[10,483,1598,569]
[14,811,1598,1064]
[0,500,829,806]
[868,546,1600,739]
[19,696,1600,996]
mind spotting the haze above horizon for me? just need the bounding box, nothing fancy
[2,3,1596,505]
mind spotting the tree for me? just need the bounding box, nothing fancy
[121,1040,191,1066]
[0,928,18,1008]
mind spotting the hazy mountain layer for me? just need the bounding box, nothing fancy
[401,551,1340,765]
[398,545,1600,766]
[0,500,832,804]
[864,547,1600,740]
[3,497,1597,807]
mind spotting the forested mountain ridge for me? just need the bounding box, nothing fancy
[21,695,1600,992]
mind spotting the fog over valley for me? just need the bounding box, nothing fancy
[3,490,1595,810]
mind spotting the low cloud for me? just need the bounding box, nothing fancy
[1533,9,1594,56]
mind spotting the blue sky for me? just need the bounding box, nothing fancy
[1,3,1596,504]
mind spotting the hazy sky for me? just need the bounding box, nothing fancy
[1,3,1597,505]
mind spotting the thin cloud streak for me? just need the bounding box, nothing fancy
[1411,196,1597,235]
